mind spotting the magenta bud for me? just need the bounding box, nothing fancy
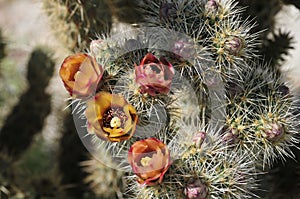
[184,178,208,199]
[278,85,289,97]
[222,130,239,145]
[192,131,206,148]
[159,3,176,20]
[172,40,196,61]
[264,123,284,142]
[90,39,102,57]
[124,39,142,52]
[224,36,244,56]
[205,0,219,13]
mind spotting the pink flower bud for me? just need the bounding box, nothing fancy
[172,40,196,61]
[184,178,208,199]
[205,0,219,14]
[159,3,176,20]
[224,36,244,56]
[222,130,239,145]
[264,123,284,142]
[192,131,206,148]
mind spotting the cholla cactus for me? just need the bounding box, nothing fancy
[56,0,299,198]
[138,0,259,75]
[81,156,124,198]
[123,123,257,199]
[225,64,299,167]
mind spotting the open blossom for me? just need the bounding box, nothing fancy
[85,92,138,142]
[59,53,103,98]
[135,53,174,96]
[128,138,171,186]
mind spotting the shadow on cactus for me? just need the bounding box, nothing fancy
[0,47,54,159]
[0,47,65,198]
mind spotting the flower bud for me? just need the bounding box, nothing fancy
[205,0,219,14]
[184,178,208,199]
[192,131,206,148]
[172,40,196,61]
[124,39,142,52]
[227,81,243,98]
[159,3,176,20]
[263,122,284,142]
[278,85,289,97]
[224,36,244,56]
[222,130,239,145]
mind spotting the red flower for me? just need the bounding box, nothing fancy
[128,138,171,186]
[135,53,174,96]
[59,53,103,98]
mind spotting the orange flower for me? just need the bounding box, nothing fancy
[85,92,138,142]
[128,138,171,186]
[59,53,103,97]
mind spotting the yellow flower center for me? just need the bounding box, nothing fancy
[140,156,152,167]
[110,117,121,128]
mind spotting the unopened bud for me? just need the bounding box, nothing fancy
[124,39,142,52]
[222,130,239,145]
[184,178,208,199]
[224,36,244,56]
[159,3,176,20]
[193,131,206,148]
[90,39,102,57]
[263,123,284,142]
[205,0,219,14]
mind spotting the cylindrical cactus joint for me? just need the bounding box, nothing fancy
[184,178,209,199]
